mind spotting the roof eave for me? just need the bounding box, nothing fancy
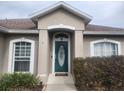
[84,30,124,35]
[0,26,8,33]
[0,26,39,34]
[8,29,39,34]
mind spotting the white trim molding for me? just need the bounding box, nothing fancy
[48,24,75,30]
[90,38,121,57]
[8,38,35,73]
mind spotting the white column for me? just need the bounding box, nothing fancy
[38,30,49,83]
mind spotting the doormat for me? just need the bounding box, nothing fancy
[55,73,68,76]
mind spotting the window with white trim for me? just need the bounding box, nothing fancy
[8,38,35,73]
[14,42,31,72]
[91,39,121,57]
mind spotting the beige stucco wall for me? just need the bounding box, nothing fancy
[83,35,124,58]
[74,31,83,57]
[38,9,85,30]
[49,33,53,74]
[0,34,5,73]
[2,34,39,74]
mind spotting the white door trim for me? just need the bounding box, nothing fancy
[52,32,71,74]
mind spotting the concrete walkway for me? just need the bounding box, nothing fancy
[45,74,77,91]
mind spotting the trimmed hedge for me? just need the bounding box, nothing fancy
[73,56,124,91]
[0,73,42,91]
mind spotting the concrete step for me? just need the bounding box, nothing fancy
[47,74,75,84]
[45,74,77,91]
[46,84,76,91]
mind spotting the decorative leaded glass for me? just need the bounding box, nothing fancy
[58,45,65,67]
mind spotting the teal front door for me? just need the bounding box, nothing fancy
[55,41,68,72]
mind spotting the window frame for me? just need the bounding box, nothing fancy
[8,38,35,73]
[90,38,121,57]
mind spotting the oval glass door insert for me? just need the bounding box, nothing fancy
[58,45,65,67]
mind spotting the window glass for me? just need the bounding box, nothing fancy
[14,42,31,72]
[94,42,118,57]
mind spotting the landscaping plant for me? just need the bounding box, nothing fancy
[73,56,124,91]
[0,73,42,91]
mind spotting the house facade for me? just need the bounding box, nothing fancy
[0,2,124,83]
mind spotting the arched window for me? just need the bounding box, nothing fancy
[8,38,35,73]
[54,33,68,41]
[90,39,121,57]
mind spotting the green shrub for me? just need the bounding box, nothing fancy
[73,56,124,91]
[0,73,41,91]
